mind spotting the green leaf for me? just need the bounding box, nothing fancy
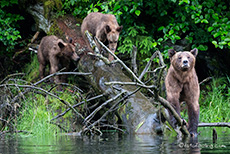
[93,8,99,12]
[123,6,128,12]
[212,40,218,47]
[169,29,174,35]
[201,19,209,24]
[212,13,219,20]
[175,35,181,40]
[191,14,195,19]
[70,0,75,6]
[208,9,214,14]
[158,26,164,31]
[135,10,141,16]
[222,18,228,23]
[195,17,201,24]
[224,38,230,42]
[208,27,214,32]
[198,45,208,51]
[130,6,136,13]
[114,4,121,11]
[205,14,210,19]
[190,5,196,10]
[181,16,186,21]
[152,42,157,47]
[214,32,221,38]
[174,25,180,31]
[219,41,227,45]
[157,38,163,42]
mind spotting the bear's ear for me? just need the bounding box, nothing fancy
[57,39,66,49]
[116,25,123,32]
[190,48,198,57]
[168,49,176,58]
[105,25,111,33]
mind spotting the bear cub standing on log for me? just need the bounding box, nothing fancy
[37,35,79,86]
[81,12,123,61]
[165,48,200,136]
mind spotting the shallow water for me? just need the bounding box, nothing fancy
[0,128,229,154]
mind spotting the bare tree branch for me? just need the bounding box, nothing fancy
[198,122,230,128]
[9,71,91,104]
[158,96,190,136]
[105,81,156,89]
[1,84,85,120]
[85,30,100,54]
[50,93,105,121]
[83,90,126,125]
[199,77,212,85]
[131,45,138,76]
[0,73,25,84]
[139,51,158,80]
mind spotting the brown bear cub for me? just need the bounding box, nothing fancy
[81,12,123,61]
[37,35,79,86]
[165,48,200,136]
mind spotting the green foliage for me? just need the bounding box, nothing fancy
[62,0,230,58]
[0,0,23,54]
[17,95,60,136]
[62,0,91,17]
[199,77,230,123]
[181,77,230,123]
[44,0,63,19]
[161,0,230,50]
[23,54,39,82]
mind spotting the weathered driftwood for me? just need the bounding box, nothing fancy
[198,122,230,128]
[77,31,164,134]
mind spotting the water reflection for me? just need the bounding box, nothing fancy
[0,128,229,154]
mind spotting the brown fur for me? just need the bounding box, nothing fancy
[37,35,79,85]
[81,12,123,61]
[165,48,200,136]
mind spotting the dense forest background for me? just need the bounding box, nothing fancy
[1,0,230,80]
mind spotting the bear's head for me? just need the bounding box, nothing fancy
[168,48,198,72]
[104,24,123,53]
[57,39,79,61]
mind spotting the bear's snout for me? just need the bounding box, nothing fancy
[183,59,188,65]
[182,57,190,68]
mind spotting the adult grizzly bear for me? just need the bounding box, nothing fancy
[165,48,200,136]
[81,12,123,61]
[37,35,79,85]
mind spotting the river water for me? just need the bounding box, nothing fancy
[0,128,229,154]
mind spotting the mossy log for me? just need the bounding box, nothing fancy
[78,55,163,134]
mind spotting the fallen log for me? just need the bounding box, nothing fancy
[78,52,163,134]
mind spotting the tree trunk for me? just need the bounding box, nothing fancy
[78,55,163,134]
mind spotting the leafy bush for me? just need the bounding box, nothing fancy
[0,0,24,54]
[62,0,230,60]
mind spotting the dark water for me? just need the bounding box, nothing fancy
[0,128,229,154]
